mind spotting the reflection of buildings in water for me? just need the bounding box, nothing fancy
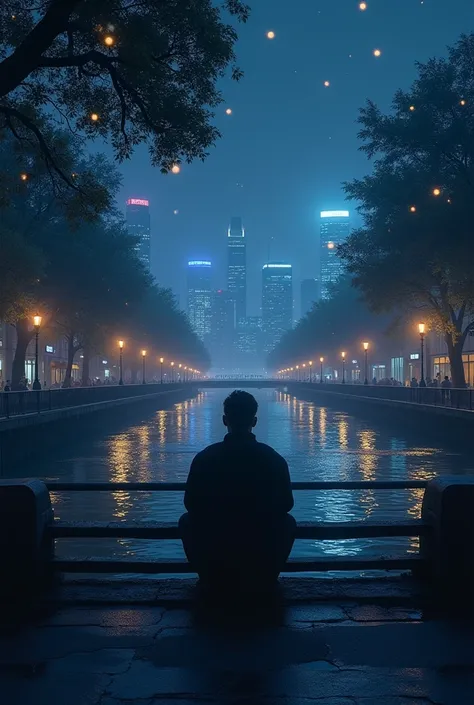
[357,428,378,517]
[108,434,133,519]
[318,407,327,447]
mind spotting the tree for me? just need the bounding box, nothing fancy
[339,33,474,387]
[268,278,390,371]
[0,0,249,188]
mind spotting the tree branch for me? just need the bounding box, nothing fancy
[0,0,80,99]
[0,104,77,190]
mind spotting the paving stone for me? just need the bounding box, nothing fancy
[37,607,165,628]
[348,605,422,622]
[0,670,111,705]
[285,605,348,623]
[157,609,195,629]
[108,661,207,699]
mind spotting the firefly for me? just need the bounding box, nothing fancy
[409,206,416,213]
[432,188,441,197]
[266,30,275,40]
[20,173,28,181]
[460,99,466,106]
[90,113,99,121]
[171,164,180,174]
[225,108,232,115]
[324,80,330,87]
[409,105,415,112]
[373,49,382,57]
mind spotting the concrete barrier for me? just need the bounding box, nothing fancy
[0,479,53,599]
[421,476,474,605]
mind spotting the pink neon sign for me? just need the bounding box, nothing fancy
[126,198,149,206]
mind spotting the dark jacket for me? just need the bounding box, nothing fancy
[184,433,294,524]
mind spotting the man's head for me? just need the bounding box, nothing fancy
[223,390,258,433]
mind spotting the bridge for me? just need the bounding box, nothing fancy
[196,378,286,388]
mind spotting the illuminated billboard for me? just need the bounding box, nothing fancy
[126,198,149,207]
[320,210,349,218]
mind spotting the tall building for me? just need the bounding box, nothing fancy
[301,278,320,317]
[126,198,151,269]
[187,261,212,340]
[210,290,235,370]
[262,263,293,353]
[320,210,350,299]
[227,217,247,321]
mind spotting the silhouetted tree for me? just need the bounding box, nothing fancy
[0,0,249,189]
[339,33,474,387]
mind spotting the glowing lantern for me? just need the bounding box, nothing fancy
[373,49,382,57]
[20,173,28,181]
[359,2,367,10]
[432,188,441,197]
[171,164,180,174]
[266,31,275,39]
[225,108,233,115]
[104,35,114,46]
[90,113,99,121]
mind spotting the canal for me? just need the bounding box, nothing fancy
[9,388,473,563]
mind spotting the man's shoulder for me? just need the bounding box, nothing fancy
[254,441,287,464]
[193,442,225,461]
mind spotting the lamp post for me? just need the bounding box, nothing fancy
[363,342,369,385]
[341,351,346,384]
[302,363,306,381]
[171,361,175,383]
[320,357,324,383]
[296,365,300,382]
[309,361,313,384]
[118,340,124,385]
[178,363,182,382]
[418,323,426,388]
[141,350,147,384]
[32,314,42,390]
[160,357,164,384]
[184,366,187,382]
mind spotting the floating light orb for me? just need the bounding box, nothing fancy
[90,113,99,121]
[171,164,180,174]
[432,188,441,197]
[359,2,367,10]
[460,99,466,106]
[173,209,179,215]
[373,49,382,57]
[20,173,28,181]
[327,242,335,249]
[324,80,330,87]
[266,30,275,40]
[225,108,233,115]
[104,35,115,46]
[409,206,416,213]
[409,105,415,112]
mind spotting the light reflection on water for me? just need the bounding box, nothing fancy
[29,388,472,561]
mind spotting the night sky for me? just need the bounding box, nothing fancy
[116,0,473,316]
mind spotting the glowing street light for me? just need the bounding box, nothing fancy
[225,108,233,115]
[418,324,426,388]
[20,172,28,181]
[32,315,42,390]
[324,80,330,87]
[90,112,99,122]
[373,49,382,57]
[341,351,346,384]
[409,105,415,112]
[432,188,441,197]
[362,342,369,385]
[359,2,367,10]
[160,357,164,384]
[118,340,124,386]
[141,349,147,385]
[319,357,324,384]
[171,361,175,383]
[171,164,180,174]
[266,30,276,39]
[460,99,466,106]
[410,205,417,213]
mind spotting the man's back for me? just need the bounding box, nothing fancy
[184,433,294,522]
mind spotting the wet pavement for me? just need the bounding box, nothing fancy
[0,577,472,705]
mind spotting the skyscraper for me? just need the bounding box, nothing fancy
[126,198,151,269]
[320,210,350,299]
[227,217,246,321]
[262,263,293,352]
[187,261,212,340]
[210,290,235,370]
[301,278,320,317]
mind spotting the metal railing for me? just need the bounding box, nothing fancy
[293,381,474,411]
[0,383,187,419]
[47,480,429,575]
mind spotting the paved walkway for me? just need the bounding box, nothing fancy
[0,578,472,705]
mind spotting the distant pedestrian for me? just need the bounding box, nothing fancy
[372,377,377,385]
[441,376,452,404]
[410,377,418,388]
[3,380,11,392]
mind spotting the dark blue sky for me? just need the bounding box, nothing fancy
[117,0,473,315]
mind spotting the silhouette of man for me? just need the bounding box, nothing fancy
[179,390,296,594]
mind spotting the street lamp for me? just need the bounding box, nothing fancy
[296,365,300,382]
[178,363,182,382]
[302,363,306,381]
[141,350,147,384]
[171,361,175,383]
[363,342,369,385]
[160,357,164,384]
[341,351,346,384]
[184,366,187,382]
[319,357,324,383]
[118,340,124,385]
[32,314,42,390]
[309,360,313,384]
[418,323,426,388]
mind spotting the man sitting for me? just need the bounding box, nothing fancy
[179,390,296,594]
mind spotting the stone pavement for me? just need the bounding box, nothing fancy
[0,577,472,705]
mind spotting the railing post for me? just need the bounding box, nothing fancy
[36,389,41,414]
[49,388,52,411]
[421,476,474,608]
[4,391,9,419]
[0,480,54,600]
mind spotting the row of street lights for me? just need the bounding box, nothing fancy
[117,342,200,385]
[278,324,427,386]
